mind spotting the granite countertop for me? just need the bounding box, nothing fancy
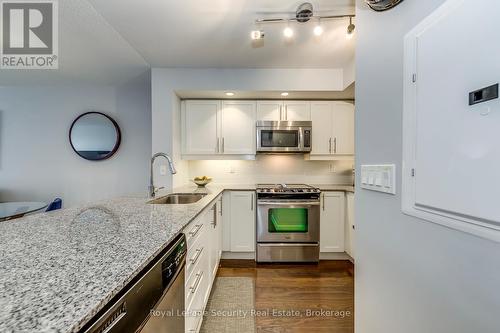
[0,185,226,333]
[0,183,353,333]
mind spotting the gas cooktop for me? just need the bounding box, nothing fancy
[256,184,320,194]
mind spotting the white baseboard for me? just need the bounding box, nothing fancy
[319,252,352,261]
[221,252,256,260]
[221,251,353,261]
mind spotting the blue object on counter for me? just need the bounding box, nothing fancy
[46,198,62,212]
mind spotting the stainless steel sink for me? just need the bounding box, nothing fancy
[148,193,207,205]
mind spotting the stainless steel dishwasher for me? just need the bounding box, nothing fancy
[82,234,186,333]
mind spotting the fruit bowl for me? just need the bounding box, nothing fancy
[192,176,212,187]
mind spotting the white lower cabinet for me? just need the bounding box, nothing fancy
[183,197,222,333]
[229,191,255,252]
[320,191,345,252]
[345,193,355,259]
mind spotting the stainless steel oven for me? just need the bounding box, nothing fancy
[256,121,312,153]
[256,184,320,262]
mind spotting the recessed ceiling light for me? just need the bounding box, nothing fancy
[281,92,289,97]
[225,92,235,96]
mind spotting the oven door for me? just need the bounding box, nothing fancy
[257,200,320,243]
[257,127,303,152]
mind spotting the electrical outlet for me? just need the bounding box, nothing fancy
[159,165,167,176]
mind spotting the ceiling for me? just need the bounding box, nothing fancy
[0,0,149,85]
[88,0,356,68]
[0,0,355,85]
[177,83,355,100]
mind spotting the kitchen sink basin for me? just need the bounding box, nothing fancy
[148,193,207,205]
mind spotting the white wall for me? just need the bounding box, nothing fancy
[151,67,350,190]
[355,1,500,332]
[187,156,353,185]
[0,72,152,207]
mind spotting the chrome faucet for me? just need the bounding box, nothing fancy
[149,152,177,198]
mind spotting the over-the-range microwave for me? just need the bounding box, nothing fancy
[256,121,312,153]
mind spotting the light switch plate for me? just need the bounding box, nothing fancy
[361,164,396,194]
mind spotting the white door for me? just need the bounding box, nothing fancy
[310,101,334,155]
[183,100,220,155]
[229,191,255,252]
[284,101,311,121]
[320,192,345,252]
[331,102,355,155]
[257,101,282,121]
[221,101,256,155]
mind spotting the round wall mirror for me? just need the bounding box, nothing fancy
[69,112,121,161]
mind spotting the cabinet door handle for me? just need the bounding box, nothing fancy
[251,193,254,211]
[222,137,225,153]
[190,271,203,294]
[189,224,202,237]
[216,138,220,153]
[322,194,325,211]
[212,205,217,226]
[285,105,288,120]
[329,138,332,154]
[279,105,283,120]
[190,247,204,265]
[334,137,337,154]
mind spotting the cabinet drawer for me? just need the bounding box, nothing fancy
[185,250,208,309]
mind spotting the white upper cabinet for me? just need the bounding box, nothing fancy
[284,101,311,121]
[182,100,256,157]
[256,101,311,121]
[310,101,354,159]
[221,101,256,155]
[311,102,334,155]
[182,100,220,154]
[331,102,355,155]
[256,101,282,121]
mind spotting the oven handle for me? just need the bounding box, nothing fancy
[257,200,320,206]
[258,243,319,247]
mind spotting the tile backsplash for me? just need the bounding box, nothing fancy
[187,155,354,185]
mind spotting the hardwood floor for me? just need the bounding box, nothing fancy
[217,260,354,333]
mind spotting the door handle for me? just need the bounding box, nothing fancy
[216,138,220,153]
[222,137,225,153]
[334,137,337,154]
[329,138,332,154]
[251,193,254,211]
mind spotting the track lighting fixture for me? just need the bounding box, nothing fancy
[347,17,355,39]
[251,2,354,42]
